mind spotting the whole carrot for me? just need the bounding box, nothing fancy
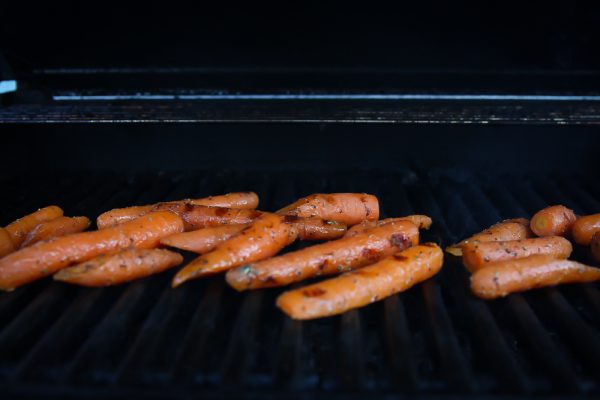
[277,243,443,320]
[530,205,577,237]
[592,232,600,263]
[54,248,183,287]
[96,192,259,229]
[277,193,379,226]
[21,216,91,248]
[5,206,64,248]
[345,215,432,237]
[470,254,600,299]
[446,218,532,257]
[154,204,263,231]
[572,214,600,245]
[172,213,297,286]
[462,236,572,273]
[226,220,419,291]
[0,211,183,291]
[0,228,15,258]
[161,224,248,254]
[283,216,347,240]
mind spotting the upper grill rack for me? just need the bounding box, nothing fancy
[0,170,598,399]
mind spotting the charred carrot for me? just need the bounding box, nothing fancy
[153,204,262,231]
[277,243,443,319]
[172,213,297,286]
[0,228,14,258]
[345,215,432,237]
[277,193,379,226]
[284,216,347,240]
[226,220,419,291]
[21,216,91,248]
[530,205,577,237]
[161,224,249,254]
[5,206,64,248]
[470,254,600,299]
[96,192,259,229]
[462,236,572,273]
[572,214,600,245]
[0,211,183,291]
[446,218,532,257]
[54,248,183,287]
[592,232,600,263]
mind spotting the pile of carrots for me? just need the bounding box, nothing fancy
[447,205,600,299]
[0,192,441,319]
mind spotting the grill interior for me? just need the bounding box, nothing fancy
[1,169,599,399]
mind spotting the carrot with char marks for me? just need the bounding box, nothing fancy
[345,215,431,237]
[446,218,532,257]
[277,193,379,226]
[172,213,297,286]
[592,232,600,263]
[154,204,262,231]
[572,214,600,245]
[462,236,572,273]
[0,211,184,291]
[470,254,600,299]
[96,192,259,229]
[21,216,90,248]
[226,220,419,291]
[54,248,183,287]
[277,243,443,320]
[5,206,64,248]
[530,205,577,237]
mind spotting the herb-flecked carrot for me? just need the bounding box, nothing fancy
[5,206,64,248]
[345,215,432,237]
[530,205,577,237]
[21,216,90,248]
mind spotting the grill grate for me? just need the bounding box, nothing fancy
[0,170,599,399]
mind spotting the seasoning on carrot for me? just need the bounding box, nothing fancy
[277,193,379,226]
[470,254,600,299]
[572,213,600,245]
[461,236,572,273]
[446,218,532,257]
[54,248,183,287]
[161,224,249,254]
[277,243,443,320]
[283,216,347,240]
[4,206,64,248]
[226,220,419,291]
[172,213,297,286]
[154,204,263,231]
[0,211,184,291]
[530,205,577,238]
[592,232,600,263]
[345,215,432,237]
[96,192,259,229]
[0,228,15,258]
[21,216,91,248]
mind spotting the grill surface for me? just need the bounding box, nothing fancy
[1,170,599,399]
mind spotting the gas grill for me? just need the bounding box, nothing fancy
[1,2,600,399]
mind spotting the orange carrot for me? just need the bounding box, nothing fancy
[572,213,600,245]
[5,206,64,248]
[592,232,600,263]
[161,224,249,254]
[470,254,600,299]
[226,220,419,291]
[154,205,263,231]
[277,193,379,226]
[284,216,347,240]
[345,215,432,237]
[530,205,577,237]
[21,216,91,248]
[172,213,297,286]
[0,211,183,291]
[0,228,15,258]
[96,192,259,229]
[277,243,443,319]
[446,218,532,257]
[462,236,572,273]
[54,248,183,287]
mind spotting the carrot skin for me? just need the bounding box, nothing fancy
[54,248,183,286]
[283,216,347,240]
[226,220,419,291]
[572,214,600,245]
[530,205,577,237]
[470,254,600,299]
[446,218,532,256]
[5,206,64,248]
[0,228,15,258]
[161,224,249,253]
[462,236,572,273]
[345,215,431,237]
[21,216,91,248]
[592,232,600,263]
[277,243,443,319]
[153,204,262,231]
[0,211,184,290]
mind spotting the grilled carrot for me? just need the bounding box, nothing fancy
[153,204,263,231]
[161,224,248,254]
[530,205,577,237]
[470,254,600,299]
[5,206,64,248]
[54,248,183,286]
[446,218,532,257]
[21,216,91,248]
[572,214,600,245]
[0,211,183,291]
[592,232,600,263]
[0,228,15,258]
[172,213,297,286]
[284,216,347,240]
[345,215,432,237]
[462,236,572,273]
[226,220,419,291]
[277,193,379,226]
[277,243,443,319]
[96,192,259,229]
